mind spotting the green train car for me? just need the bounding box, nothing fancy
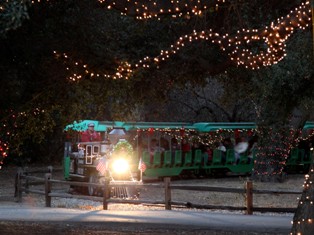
[63,120,314,185]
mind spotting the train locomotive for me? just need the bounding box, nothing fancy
[64,121,141,197]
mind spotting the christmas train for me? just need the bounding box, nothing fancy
[63,120,314,195]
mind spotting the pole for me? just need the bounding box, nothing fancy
[140,161,143,182]
[246,181,253,215]
[15,168,23,202]
[138,131,143,182]
[103,178,110,210]
[164,177,171,210]
[45,173,52,207]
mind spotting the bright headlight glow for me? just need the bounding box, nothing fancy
[112,158,129,174]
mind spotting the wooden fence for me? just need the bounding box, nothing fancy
[14,167,302,215]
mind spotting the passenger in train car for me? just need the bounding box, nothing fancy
[206,145,213,164]
[171,137,179,152]
[170,137,179,163]
[234,137,248,164]
[248,135,258,164]
[309,142,313,160]
[216,141,227,164]
[181,138,191,152]
[80,123,101,142]
[200,144,211,166]
[223,137,234,151]
[150,138,165,152]
[160,137,170,151]
[191,141,201,160]
[181,138,191,163]
[150,139,164,155]
[217,141,226,152]
[234,137,241,164]
[149,138,165,164]
[298,139,312,161]
[133,136,145,160]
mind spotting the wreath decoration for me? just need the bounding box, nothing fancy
[112,139,133,159]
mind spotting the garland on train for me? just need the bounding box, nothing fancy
[112,140,133,159]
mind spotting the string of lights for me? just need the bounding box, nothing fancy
[98,0,226,19]
[54,1,312,81]
[128,127,258,147]
[0,110,14,168]
[0,108,47,168]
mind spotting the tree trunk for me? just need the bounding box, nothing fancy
[252,126,294,182]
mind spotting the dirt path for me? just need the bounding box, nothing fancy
[0,164,305,210]
[0,220,285,235]
[0,164,303,234]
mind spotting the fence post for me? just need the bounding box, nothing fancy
[164,177,171,210]
[15,168,23,202]
[47,165,53,173]
[245,181,253,215]
[45,173,52,207]
[25,170,29,194]
[103,178,110,210]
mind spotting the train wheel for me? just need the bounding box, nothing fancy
[88,173,99,196]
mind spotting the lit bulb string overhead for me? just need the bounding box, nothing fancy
[98,0,226,19]
[54,1,312,81]
[101,0,311,70]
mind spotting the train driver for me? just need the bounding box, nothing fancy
[80,123,101,142]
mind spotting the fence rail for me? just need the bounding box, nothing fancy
[14,167,302,215]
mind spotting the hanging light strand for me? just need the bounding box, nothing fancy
[54,1,312,81]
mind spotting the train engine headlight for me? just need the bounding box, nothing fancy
[111,158,129,174]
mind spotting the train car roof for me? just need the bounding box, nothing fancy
[65,120,314,133]
[303,121,314,130]
[65,120,194,132]
[192,122,257,132]
[65,120,258,132]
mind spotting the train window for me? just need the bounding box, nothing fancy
[86,145,92,156]
[93,145,99,155]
